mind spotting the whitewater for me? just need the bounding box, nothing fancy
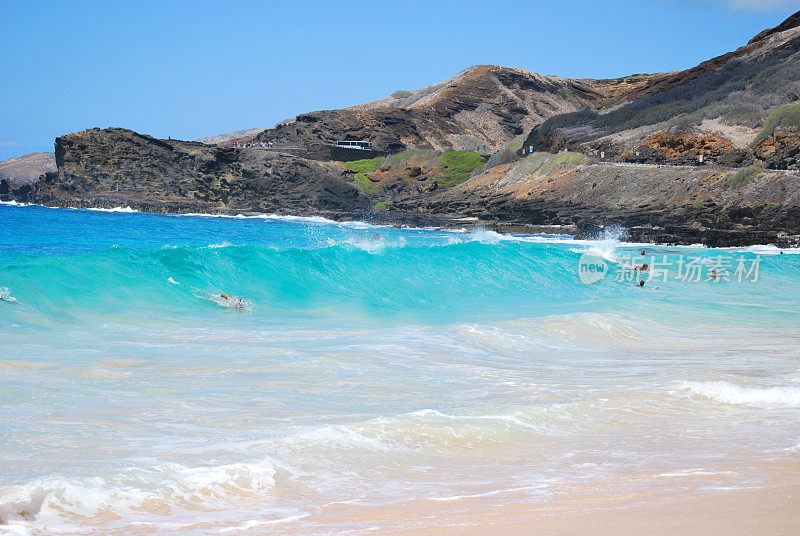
[1,203,799,535]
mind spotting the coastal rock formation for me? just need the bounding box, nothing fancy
[520,13,800,165]
[7,12,800,246]
[412,156,800,246]
[623,133,735,166]
[249,66,667,152]
[16,128,368,217]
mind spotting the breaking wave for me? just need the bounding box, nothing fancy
[677,381,800,407]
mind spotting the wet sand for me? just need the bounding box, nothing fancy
[265,459,800,535]
[372,483,800,536]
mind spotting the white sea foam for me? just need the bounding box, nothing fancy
[568,227,630,262]
[408,408,539,430]
[424,483,549,502]
[1,201,138,213]
[181,211,394,230]
[677,381,800,407]
[0,459,279,529]
[324,235,407,253]
[657,468,737,477]
[80,206,138,213]
[219,514,307,532]
[276,407,557,457]
[205,293,252,311]
[0,287,18,303]
[204,241,232,249]
[451,228,503,244]
[736,244,800,255]
[286,424,397,453]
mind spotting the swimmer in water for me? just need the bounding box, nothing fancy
[0,287,18,303]
[641,250,647,255]
[219,293,249,310]
[633,262,650,271]
[636,280,646,288]
[710,269,719,279]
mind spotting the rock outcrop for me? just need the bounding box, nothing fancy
[521,13,800,166]
[8,12,800,247]
[15,128,368,218]
[248,65,666,152]
[412,157,800,246]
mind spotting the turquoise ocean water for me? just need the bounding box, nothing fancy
[1,202,799,534]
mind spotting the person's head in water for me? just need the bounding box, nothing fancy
[641,250,647,255]
[637,280,645,287]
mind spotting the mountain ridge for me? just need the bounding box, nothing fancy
[4,10,800,247]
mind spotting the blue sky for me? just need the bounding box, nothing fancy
[1,0,798,161]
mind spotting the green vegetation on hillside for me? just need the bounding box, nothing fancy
[436,150,486,188]
[372,200,391,211]
[751,103,800,147]
[350,172,379,194]
[346,157,385,174]
[730,165,764,189]
[540,152,588,174]
[346,157,385,195]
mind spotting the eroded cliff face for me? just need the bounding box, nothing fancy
[252,65,665,152]
[520,13,800,167]
[412,159,800,246]
[21,128,368,217]
[8,127,800,246]
[9,14,800,247]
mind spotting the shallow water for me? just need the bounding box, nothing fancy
[1,203,799,535]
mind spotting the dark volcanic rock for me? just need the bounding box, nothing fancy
[11,15,800,247]
[405,159,800,246]
[24,128,369,217]
[251,65,664,153]
[754,132,800,170]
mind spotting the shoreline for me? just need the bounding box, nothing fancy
[3,199,799,248]
[366,483,800,536]
[276,459,800,536]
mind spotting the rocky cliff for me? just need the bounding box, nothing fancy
[248,65,667,152]
[521,13,800,168]
[13,128,368,218]
[7,12,800,247]
[413,157,800,246]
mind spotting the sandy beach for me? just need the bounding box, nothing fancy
[264,459,800,535]
[2,205,799,535]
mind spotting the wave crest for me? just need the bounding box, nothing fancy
[677,381,800,407]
